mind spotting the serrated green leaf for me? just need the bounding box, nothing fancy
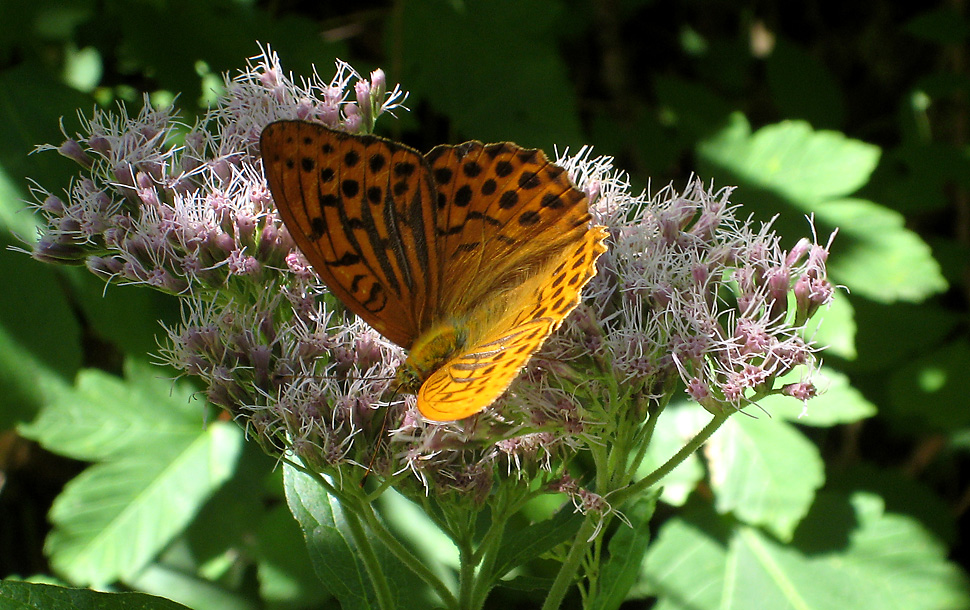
[45,422,242,587]
[763,367,876,426]
[0,580,192,610]
[491,506,584,583]
[644,492,970,610]
[818,198,947,302]
[20,360,203,462]
[707,414,824,541]
[699,115,880,203]
[592,494,657,610]
[283,464,431,610]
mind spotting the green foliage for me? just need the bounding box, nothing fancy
[3,1,970,609]
[0,580,192,610]
[643,492,970,610]
[20,361,244,587]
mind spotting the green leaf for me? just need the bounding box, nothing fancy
[0,245,81,430]
[697,116,941,303]
[592,494,657,610]
[378,489,459,575]
[283,464,430,610]
[0,580,191,610]
[0,323,69,431]
[904,7,970,44]
[0,250,81,377]
[877,143,967,214]
[0,63,93,239]
[401,0,582,149]
[653,75,735,138]
[817,198,947,302]
[698,115,881,204]
[20,361,203,462]
[491,505,585,582]
[846,299,959,373]
[0,163,38,241]
[20,360,243,587]
[644,492,970,610]
[44,421,242,587]
[831,465,958,546]
[707,414,824,541]
[70,272,181,362]
[763,367,876,426]
[496,575,555,591]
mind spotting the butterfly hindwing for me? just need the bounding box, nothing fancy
[261,121,440,348]
[417,318,555,421]
[418,224,608,421]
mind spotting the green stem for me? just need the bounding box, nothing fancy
[626,394,666,480]
[614,411,730,506]
[457,539,476,610]
[468,511,511,609]
[540,516,599,610]
[285,458,458,608]
[358,501,460,608]
[343,507,395,610]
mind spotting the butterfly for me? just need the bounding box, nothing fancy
[260,120,607,421]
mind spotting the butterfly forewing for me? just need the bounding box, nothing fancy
[425,142,593,314]
[261,121,441,348]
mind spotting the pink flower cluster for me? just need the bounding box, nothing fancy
[27,48,834,503]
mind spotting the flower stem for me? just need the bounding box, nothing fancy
[614,411,730,505]
[540,515,599,610]
[342,506,395,610]
[358,501,459,607]
[458,539,476,609]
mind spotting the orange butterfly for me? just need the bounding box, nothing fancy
[260,121,607,421]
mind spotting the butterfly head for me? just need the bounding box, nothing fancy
[394,321,468,394]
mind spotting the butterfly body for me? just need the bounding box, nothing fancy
[396,320,467,392]
[261,120,607,421]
